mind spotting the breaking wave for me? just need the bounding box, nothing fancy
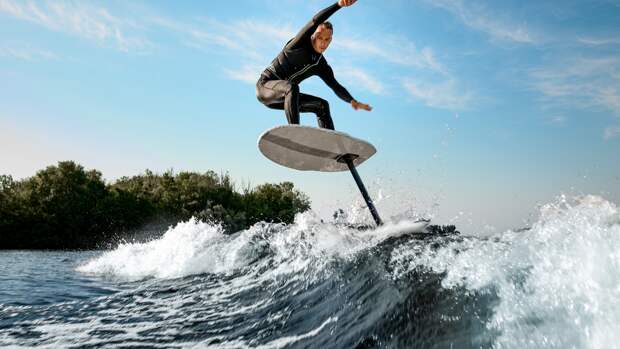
[2,195,619,348]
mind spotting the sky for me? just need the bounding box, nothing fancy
[1,0,619,234]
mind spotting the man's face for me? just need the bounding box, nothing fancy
[312,26,333,53]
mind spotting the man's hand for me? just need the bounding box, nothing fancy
[351,100,372,111]
[338,0,357,7]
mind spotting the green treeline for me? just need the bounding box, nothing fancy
[0,161,310,250]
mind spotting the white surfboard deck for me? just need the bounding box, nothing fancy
[258,125,376,172]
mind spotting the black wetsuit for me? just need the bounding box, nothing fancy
[256,2,354,130]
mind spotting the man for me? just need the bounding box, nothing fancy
[256,0,372,130]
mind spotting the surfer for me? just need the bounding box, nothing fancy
[256,0,372,130]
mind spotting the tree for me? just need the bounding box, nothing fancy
[0,162,312,249]
[244,182,311,224]
[17,161,108,248]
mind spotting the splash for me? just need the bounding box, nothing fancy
[80,213,354,281]
[74,195,620,348]
[78,208,430,282]
[391,195,620,348]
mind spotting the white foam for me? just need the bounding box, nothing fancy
[392,195,620,348]
[77,212,376,282]
[78,219,233,280]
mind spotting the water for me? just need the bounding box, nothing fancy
[1,195,619,348]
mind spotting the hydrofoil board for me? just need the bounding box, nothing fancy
[258,125,376,172]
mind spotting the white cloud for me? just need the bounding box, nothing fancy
[155,17,396,95]
[424,0,536,44]
[331,29,472,106]
[150,11,468,101]
[1,0,473,108]
[596,87,620,113]
[151,16,294,62]
[604,125,620,139]
[0,43,58,61]
[529,56,620,138]
[338,67,385,95]
[335,37,447,74]
[578,37,620,46]
[529,56,620,115]
[403,78,471,110]
[232,20,295,44]
[149,17,296,86]
[0,0,152,52]
[224,64,264,84]
[547,115,567,126]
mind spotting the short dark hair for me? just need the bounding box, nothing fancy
[319,21,333,31]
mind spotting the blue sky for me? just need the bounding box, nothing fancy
[1,0,619,234]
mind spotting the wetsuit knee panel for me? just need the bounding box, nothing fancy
[286,83,300,96]
[316,98,330,115]
[320,99,330,111]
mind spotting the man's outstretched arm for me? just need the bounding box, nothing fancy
[319,63,373,111]
[287,0,357,49]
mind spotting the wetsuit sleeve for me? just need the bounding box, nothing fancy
[319,61,354,104]
[287,2,341,49]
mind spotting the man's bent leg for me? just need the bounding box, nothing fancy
[256,79,301,125]
[299,93,335,130]
[283,84,300,125]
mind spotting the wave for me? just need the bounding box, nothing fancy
[5,195,619,348]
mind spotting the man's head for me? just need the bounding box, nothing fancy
[311,22,333,54]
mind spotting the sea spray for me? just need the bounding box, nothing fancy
[4,195,618,348]
[390,195,620,348]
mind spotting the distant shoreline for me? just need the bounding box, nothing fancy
[0,161,310,250]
